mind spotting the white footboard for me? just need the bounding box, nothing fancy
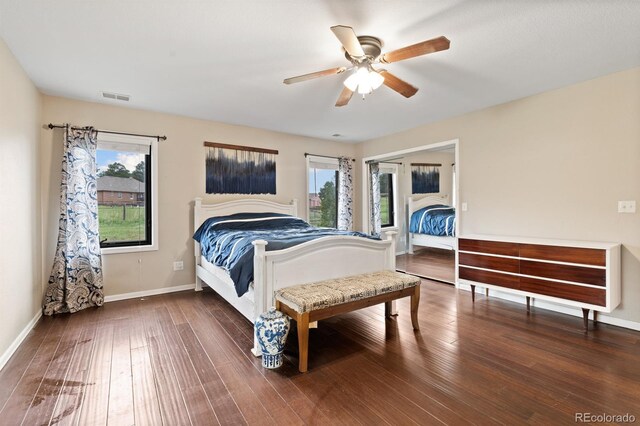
[250,232,397,355]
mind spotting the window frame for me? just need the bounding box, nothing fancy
[305,155,339,228]
[97,134,159,255]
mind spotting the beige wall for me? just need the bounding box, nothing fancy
[357,67,640,323]
[0,39,43,358]
[41,96,356,297]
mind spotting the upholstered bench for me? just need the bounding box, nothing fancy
[275,270,421,372]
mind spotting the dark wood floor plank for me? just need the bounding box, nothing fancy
[107,317,135,425]
[0,317,54,411]
[175,297,274,425]
[2,281,640,426]
[142,301,192,426]
[49,314,98,426]
[199,298,307,426]
[0,315,70,424]
[192,299,293,425]
[176,322,247,426]
[77,320,114,426]
[21,312,84,426]
[207,299,360,425]
[146,334,192,425]
[130,297,163,426]
[291,367,378,426]
[130,345,163,426]
[153,306,219,425]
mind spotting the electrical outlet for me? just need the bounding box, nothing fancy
[461,202,468,212]
[173,261,184,271]
[618,201,636,213]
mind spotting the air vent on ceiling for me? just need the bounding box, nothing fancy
[102,91,130,102]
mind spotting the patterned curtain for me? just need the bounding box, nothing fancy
[337,157,354,230]
[369,162,381,237]
[43,127,104,315]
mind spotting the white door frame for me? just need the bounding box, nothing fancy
[361,138,460,285]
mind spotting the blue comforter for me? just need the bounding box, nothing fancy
[194,213,377,297]
[409,204,456,237]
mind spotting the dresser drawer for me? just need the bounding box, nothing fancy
[459,252,519,274]
[459,267,520,290]
[519,277,606,306]
[459,239,519,257]
[519,244,606,267]
[520,260,605,287]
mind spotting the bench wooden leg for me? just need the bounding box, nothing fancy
[385,301,393,318]
[411,285,420,331]
[297,312,310,373]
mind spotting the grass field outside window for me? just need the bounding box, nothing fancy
[98,205,146,243]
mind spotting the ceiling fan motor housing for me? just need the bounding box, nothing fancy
[345,35,383,63]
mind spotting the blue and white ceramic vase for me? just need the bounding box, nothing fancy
[255,307,290,369]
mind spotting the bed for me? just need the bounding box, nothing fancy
[193,198,397,356]
[407,194,457,253]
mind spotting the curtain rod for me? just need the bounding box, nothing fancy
[366,160,403,165]
[47,123,167,141]
[304,153,355,162]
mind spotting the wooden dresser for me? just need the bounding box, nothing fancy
[458,235,621,329]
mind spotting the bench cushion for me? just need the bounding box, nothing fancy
[275,271,420,313]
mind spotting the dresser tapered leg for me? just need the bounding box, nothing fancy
[582,308,590,330]
[526,296,531,313]
[593,310,598,324]
[470,285,476,302]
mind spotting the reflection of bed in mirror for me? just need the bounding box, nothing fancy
[407,194,457,253]
[193,198,397,356]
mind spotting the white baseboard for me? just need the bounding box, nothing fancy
[104,283,196,303]
[0,310,42,371]
[457,283,640,332]
[395,250,407,256]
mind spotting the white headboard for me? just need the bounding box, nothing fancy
[407,194,450,214]
[194,198,299,232]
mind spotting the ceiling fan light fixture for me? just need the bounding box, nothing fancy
[343,72,360,91]
[369,70,384,90]
[343,66,383,95]
[357,80,373,95]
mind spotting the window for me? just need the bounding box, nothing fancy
[307,156,339,228]
[379,172,395,227]
[96,134,158,253]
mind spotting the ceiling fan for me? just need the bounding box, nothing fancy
[283,25,450,107]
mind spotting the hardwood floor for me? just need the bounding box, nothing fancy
[1,281,639,425]
[397,247,455,283]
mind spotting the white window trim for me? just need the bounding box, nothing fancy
[305,155,339,223]
[98,133,159,255]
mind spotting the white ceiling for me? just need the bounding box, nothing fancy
[1,1,639,142]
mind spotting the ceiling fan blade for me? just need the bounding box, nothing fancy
[380,36,450,64]
[335,87,354,107]
[379,70,418,98]
[283,67,347,85]
[330,25,365,58]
